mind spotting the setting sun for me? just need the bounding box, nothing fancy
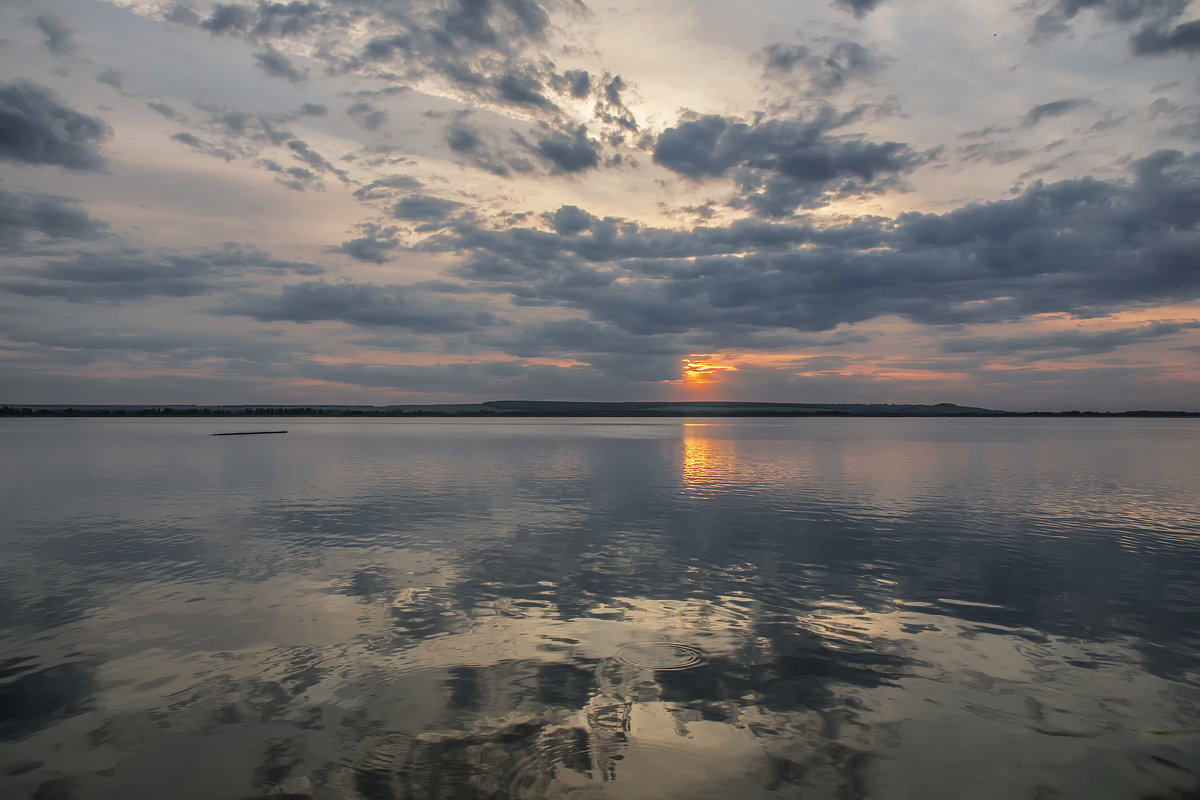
[682,359,735,385]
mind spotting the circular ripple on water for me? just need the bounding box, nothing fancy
[614,642,705,671]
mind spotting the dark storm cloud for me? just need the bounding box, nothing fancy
[1088,112,1127,133]
[958,141,1033,165]
[526,125,601,173]
[652,110,929,216]
[170,131,238,162]
[1,266,199,300]
[168,105,324,188]
[1149,98,1200,141]
[428,213,886,279]
[211,108,251,134]
[96,69,125,90]
[761,41,879,95]
[170,0,572,119]
[443,0,502,46]
[1022,98,1088,126]
[163,4,201,25]
[247,0,326,38]
[438,0,549,49]
[287,139,348,180]
[1050,0,1185,22]
[0,82,109,171]
[941,320,1200,360]
[254,47,306,82]
[549,69,590,99]
[2,245,324,302]
[547,205,593,235]
[35,14,76,56]
[392,194,462,223]
[353,174,423,201]
[347,101,387,130]
[147,101,177,118]
[407,57,570,116]
[201,4,254,35]
[488,317,678,359]
[0,188,108,249]
[299,102,327,116]
[493,68,552,107]
[1,323,312,367]
[834,0,884,18]
[259,158,318,190]
[960,125,1013,140]
[222,281,500,332]
[1131,18,1200,54]
[361,34,411,62]
[591,73,638,132]
[442,115,533,176]
[1030,0,1194,49]
[204,106,293,144]
[446,120,483,152]
[603,74,623,106]
[422,149,1200,339]
[499,0,550,33]
[164,104,355,187]
[652,112,861,177]
[187,0,549,61]
[332,224,401,263]
[763,43,809,72]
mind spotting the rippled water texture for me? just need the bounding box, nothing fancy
[1,417,1198,799]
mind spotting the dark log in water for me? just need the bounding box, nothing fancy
[210,430,288,436]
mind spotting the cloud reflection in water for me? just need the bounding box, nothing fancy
[0,418,1197,798]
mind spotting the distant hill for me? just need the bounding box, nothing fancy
[475,400,1005,416]
[2,401,1197,417]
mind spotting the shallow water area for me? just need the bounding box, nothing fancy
[0,417,1198,799]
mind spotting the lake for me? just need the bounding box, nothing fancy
[0,417,1197,799]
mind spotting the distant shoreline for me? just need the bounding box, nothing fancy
[2,401,1197,418]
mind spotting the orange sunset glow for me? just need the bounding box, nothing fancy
[682,359,735,385]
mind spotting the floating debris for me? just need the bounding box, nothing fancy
[210,430,288,436]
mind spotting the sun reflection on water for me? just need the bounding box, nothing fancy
[681,425,725,492]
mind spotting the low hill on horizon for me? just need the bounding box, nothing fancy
[3,401,1198,417]
[474,400,1004,416]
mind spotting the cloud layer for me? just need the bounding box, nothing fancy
[0,0,1197,409]
[0,82,109,170]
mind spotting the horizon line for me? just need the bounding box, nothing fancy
[3,400,1199,416]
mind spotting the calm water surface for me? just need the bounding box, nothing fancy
[1,417,1198,799]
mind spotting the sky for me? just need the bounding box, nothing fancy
[1,0,1198,410]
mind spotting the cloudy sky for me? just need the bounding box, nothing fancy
[1,0,1198,409]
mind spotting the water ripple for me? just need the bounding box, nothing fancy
[615,642,706,671]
